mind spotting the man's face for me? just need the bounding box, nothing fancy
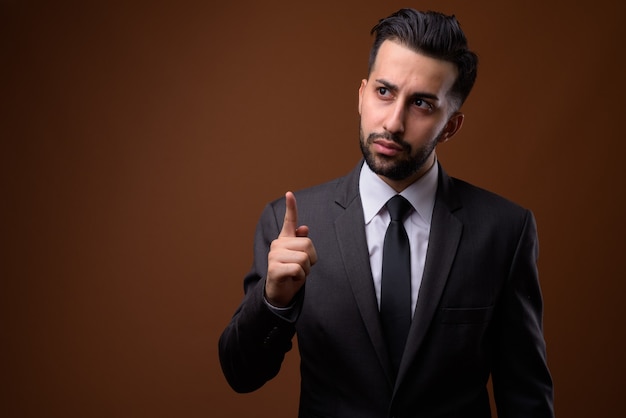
[358,40,464,190]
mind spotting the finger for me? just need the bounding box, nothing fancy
[294,226,318,265]
[279,191,298,238]
[274,240,317,269]
[295,225,309,238]
[269,250,312,277]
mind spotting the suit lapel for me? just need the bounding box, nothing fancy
[396,165,463,386]
[334,162,395,385]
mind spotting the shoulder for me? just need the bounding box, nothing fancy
[452,177,527,212]
[442,173,534,231]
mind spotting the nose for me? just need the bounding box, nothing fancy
[383,101,405,134]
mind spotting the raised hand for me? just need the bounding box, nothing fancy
[265,192,318,307]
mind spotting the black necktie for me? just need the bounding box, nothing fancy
[380,195,412,376]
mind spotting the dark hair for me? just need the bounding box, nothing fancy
[368,9,478,108]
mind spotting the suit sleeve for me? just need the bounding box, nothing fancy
[218,201,299,393]
[492,210,555,417]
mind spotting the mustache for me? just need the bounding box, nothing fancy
[366,132,410,151]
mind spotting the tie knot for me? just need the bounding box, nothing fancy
[386,195,412,222]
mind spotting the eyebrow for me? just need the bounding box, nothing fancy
[375,78,440,102]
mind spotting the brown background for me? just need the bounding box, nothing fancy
[1,0,625,417]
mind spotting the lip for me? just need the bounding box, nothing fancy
[373,139,403,156]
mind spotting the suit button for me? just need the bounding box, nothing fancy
[263,326,280,347]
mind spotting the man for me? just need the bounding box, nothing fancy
[219,9,554,418]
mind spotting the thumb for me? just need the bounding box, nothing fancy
[279,191,298,237]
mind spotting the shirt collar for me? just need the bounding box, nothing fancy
[359,159,439,225]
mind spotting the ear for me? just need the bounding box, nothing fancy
[438,112,465,144]
[358,79,367,115]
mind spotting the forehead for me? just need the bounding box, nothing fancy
[370,40,458,96]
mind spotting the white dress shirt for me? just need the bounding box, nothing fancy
[359,161,438,316]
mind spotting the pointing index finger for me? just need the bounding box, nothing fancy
[279,191,298,237]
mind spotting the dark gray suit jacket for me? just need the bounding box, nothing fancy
[219,161,554,418]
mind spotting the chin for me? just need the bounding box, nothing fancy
[366,156,412,181]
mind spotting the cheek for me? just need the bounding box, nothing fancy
[359,104,379,131]
[401,124,440,150]
[406,118,446,139]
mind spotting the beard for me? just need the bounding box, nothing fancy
[359,124,441,181]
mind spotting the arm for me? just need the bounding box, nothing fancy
[492,210,555,417]
[218,192,316,393]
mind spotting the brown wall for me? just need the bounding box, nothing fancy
[2,1,625,417]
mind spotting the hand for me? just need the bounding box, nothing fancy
[265,191,318,307]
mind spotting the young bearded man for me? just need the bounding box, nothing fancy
[219,9,554,418]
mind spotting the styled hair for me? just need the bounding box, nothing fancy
[368,9,478,108]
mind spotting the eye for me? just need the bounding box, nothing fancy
[412,98,432,110]
[413,98,432,109]
[377,87,389,97]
